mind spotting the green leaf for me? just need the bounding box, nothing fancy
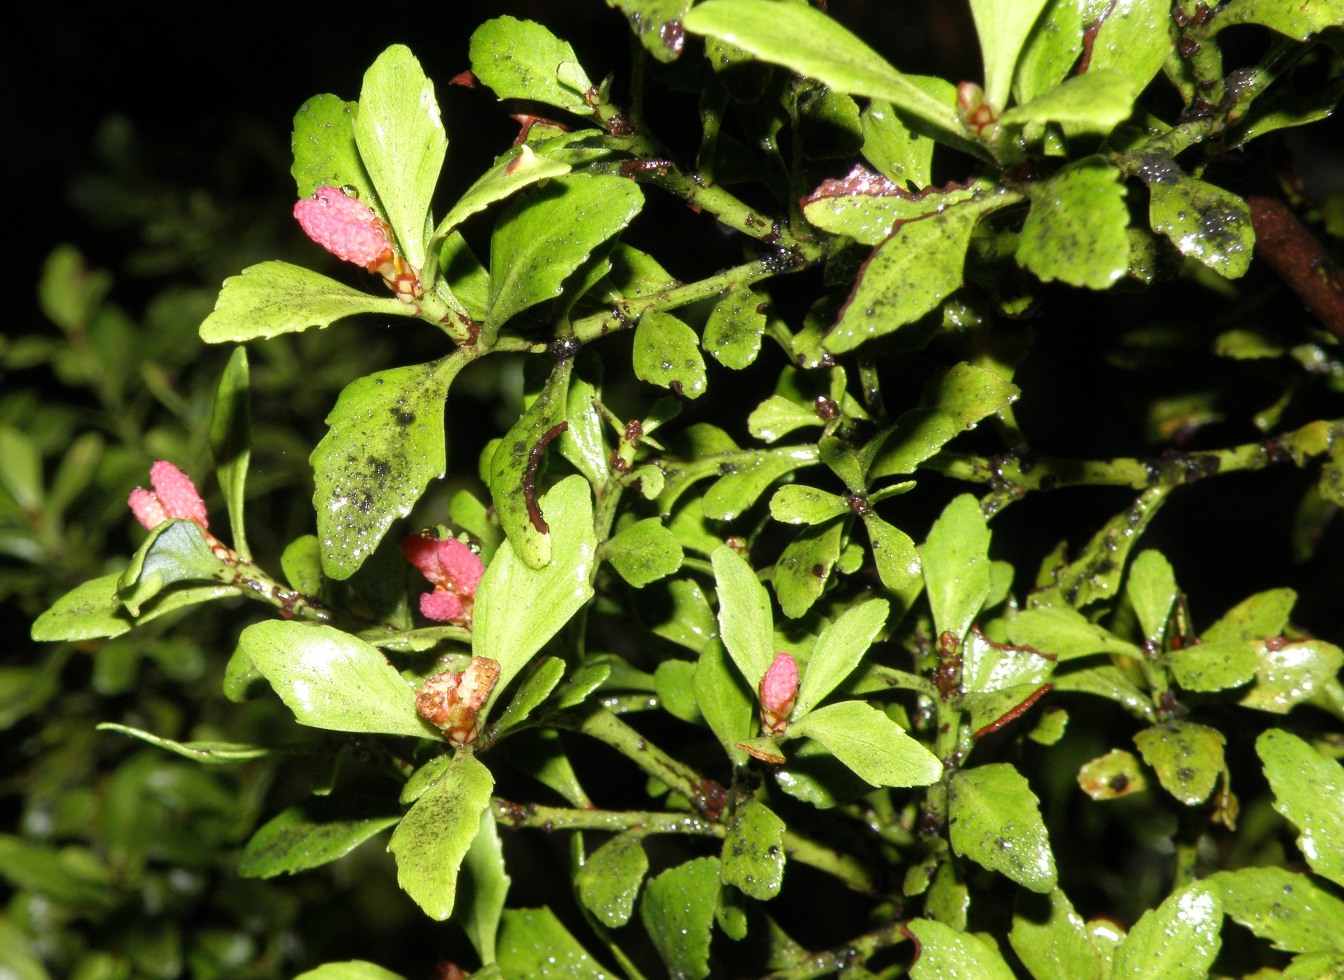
[907,918,1017,979]
[353,45,445,273]
[1166,639,1258,692]
[1051,665,1155,722]
[282,534,324,597]
[210,345,251,559]
[1207,866,1344,955]
[200,261,409,344]
[1203,587,1295,642]
[655,659,702,725]
[721,798,786,900]
[470,17,594,115]
[498,908,614,978]
[774,520,844,619]
[239,798,398,878]
[634,311,707,399]
[640,856,720,980]
[1009,603,1143,660]
[969,0,1051,109]
[713,544,776,684]
[609,0,694,62]
[749,394,825,443]
[312,355,465,579]
[96,723,270,765]
[240,621,431,738]
[1216,0,1344,40]
[488,174,643,339]
[294,962,405,980]
[1126,549,1176,645]
[1112,883,1223,980]
[487,657,567,739]
[291,94,372,201]
[1086,0,1174,93]
[474,476,598,713]
[118,520,234,615]
[1017,159,1129,289]
[1000,69,1139,131]
[802,177,981,247]
[921,494,991,643]
[1014,0,1084,102]
[576,833,648,927]
[948,763,1056,893]
[703,284,766,369]
[694,639,754,764]
[1133,721,1225,805]
[795,599,888,717]
[1147,173,1255,279]
[864,513,923,592]
[0,427,40,511]
[960,629,1055,694]
[1258,729,1344,889]
[1077,748,1149,799]
[605,518,683,587]
[861,94,943,188]
[648,578,719,651]
[459,809,510,964]
[682,0,967,144]
[31,573,228,642]
[789,700,943,788]
[388,753,494,920]
[703,445,821,521]
[558,374,608,487]
[1011,887,1103,980]
[435,145,571,240]
[769,485,849,525]
[826,196,1008,354]
[1240,640,1344,713]
[488,357,572,568]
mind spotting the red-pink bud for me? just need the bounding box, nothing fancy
[759,652,799,735]
[416,657,501,747]
[402,532,486,626]
[128,461,209,531]
[294,186,396,273]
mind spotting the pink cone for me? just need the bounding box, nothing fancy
[293,186,396,272]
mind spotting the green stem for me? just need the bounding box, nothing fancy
[763,919,910,979]
[779,828,880,895]
[226,558,332,623]
[492,799,722,836]
[927,419,1341,497]
[571,256,812,344]
[564,706,729,819]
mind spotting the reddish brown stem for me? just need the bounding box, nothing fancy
[1248,196,1344,342]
